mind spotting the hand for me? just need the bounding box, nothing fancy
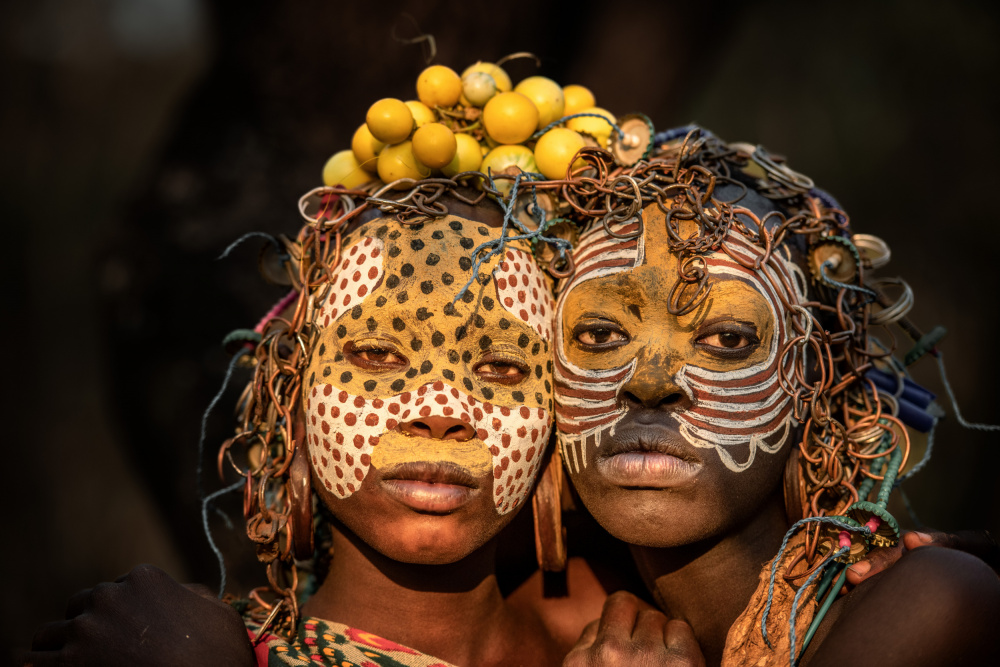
[20,564,257,667]
[563,591,705,667]
[846,528,1000,585]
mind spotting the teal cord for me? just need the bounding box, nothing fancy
[788,545,849,665]
[797,565,849,664]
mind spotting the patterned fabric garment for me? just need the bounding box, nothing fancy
[245,615,457,667]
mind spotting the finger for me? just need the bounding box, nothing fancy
[64,588,93,619]
[846,543,903,585]
[902,530,945,551]
[595,591,643,643]
[30,620,72,651]
[904,529,1000,572]
[633,608,668,643]
[574,618,600,650]
[665,619,705,666]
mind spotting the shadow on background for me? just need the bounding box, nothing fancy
[4,0,999,661]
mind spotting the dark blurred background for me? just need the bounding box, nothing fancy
[3,0,999,661]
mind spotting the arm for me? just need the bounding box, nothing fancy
[21,564,257,667]
[803,547,1000,667]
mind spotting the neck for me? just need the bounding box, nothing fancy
[302,522,514,665]
[629,489,788,666]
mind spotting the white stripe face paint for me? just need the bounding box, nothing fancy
[555,205,808,474]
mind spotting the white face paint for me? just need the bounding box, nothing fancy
[303,216,555,514]
[555,208,808,474]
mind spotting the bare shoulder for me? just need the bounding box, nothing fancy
[506,557,609,653]
[804,547,1000,666]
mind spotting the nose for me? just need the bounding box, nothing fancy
[620,357,693,412]
[398,415,476,441]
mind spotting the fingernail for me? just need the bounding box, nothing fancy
[915,531,933,543]
[848,560,871,576]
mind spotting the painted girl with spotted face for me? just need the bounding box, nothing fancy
[213,189,572,667]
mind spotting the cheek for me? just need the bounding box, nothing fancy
[473,402,550,514]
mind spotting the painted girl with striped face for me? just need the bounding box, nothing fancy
[555,196,808,547]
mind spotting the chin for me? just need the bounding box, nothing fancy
[585,488,719,547]
[362,511,502,565]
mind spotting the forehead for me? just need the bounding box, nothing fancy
[565,205,780,303]
[330,214,552,336]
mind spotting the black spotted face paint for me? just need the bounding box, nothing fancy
[304,214,555,515]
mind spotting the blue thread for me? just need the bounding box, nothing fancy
[530,112,624,142]
[452,170,572,304]
[936,352,1000,432]
[197,351,248,598]
[202,479,245,598]
[197,352,246,498]
[820,261,878,301]
[788,546,848,666]
[761,517,871,648]
[217,232,287,261]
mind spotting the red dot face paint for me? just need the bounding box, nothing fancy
[303,215,555,514]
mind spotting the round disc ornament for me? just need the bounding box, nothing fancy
[808,236,861,285]
[610,113,654,166]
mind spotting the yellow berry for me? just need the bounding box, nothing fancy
[514,76,565,130]
[412,123,458,169]
[462,61,512,92]
[566,106,616,148]
[534,128,586,180]
[416,65,463,108]
[563,85,596,116]
[462,71,498,107]
[482,92,539,145]
[351,124,385,174]
[377,141,431,187]
[480,145,538,196]
[322,149,374,188]
[366,98,414,144]
[405,100,436,128]
[443,133,484,177]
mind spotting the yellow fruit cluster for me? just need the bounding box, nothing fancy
[321,60,618,190]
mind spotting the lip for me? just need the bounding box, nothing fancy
[380,461,479,513]
[597,424,702,488]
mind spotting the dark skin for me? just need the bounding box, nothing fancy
[21,565,256,667]
[554,201,1000,665]
[21,195,996,665]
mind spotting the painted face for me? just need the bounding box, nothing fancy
[302,210,555,561]
[555,203,808,546]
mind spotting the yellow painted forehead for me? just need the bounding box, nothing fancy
[305,213,556,412]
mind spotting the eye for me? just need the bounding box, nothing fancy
[474,352,528,385]
[573,320,629,349]
[345,340,408,372]
[695,323,760,359]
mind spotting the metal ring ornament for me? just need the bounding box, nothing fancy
[751,145,815,193]
[852,233,892,270]
[869,278,914,326]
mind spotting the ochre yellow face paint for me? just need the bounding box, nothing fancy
[370,431,492,476]
[555,204,808,474]
[303,213,555,514]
